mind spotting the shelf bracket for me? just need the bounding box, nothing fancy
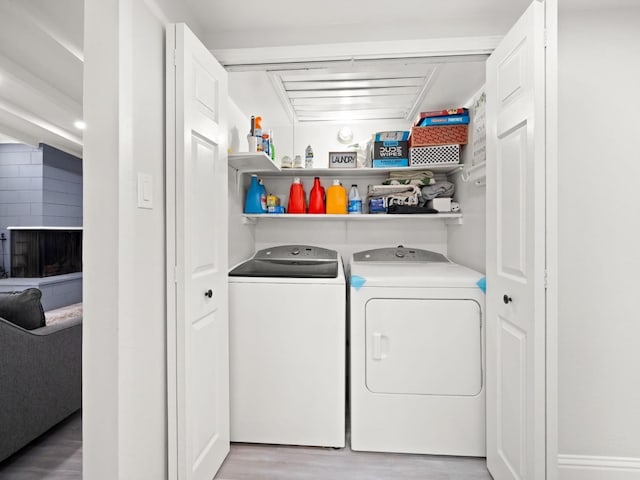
[241,215,256,225]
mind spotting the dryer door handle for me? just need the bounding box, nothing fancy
[372,332,387,360]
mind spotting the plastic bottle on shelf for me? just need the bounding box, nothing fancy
[287,177,307,214]
[254,116,263,151]
[326,180,347,214]
[262,133,270,157]
[305,145,314,169]
[258,178,267,212]
[245,174,265,214]
[308,177,326,214]
[348,184,363,214]
[269,130,275,161]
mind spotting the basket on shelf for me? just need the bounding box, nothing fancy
[409,144,460,166]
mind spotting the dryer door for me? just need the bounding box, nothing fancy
[365,298,482,396]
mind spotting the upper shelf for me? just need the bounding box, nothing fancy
[228,152,463,176]
[228,152,281,173]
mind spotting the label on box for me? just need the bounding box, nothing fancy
[372,159,409,168]
[373,141,408,160]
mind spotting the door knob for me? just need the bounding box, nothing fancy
[205,289,213,298]
[503,294,512,304]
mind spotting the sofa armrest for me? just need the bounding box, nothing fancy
[0,315,82,461]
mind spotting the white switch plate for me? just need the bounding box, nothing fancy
[137,173,153,209]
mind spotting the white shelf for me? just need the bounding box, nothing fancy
[228,152,281,173]
[259,163,463,177]
[242,213,463,224]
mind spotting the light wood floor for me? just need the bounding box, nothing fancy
[215,441,491,480]
[0,412,491,480]
[0,411,82,480]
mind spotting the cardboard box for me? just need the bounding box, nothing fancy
[372,140,409,163]
[410,125,468,146]
[374,131,410,142]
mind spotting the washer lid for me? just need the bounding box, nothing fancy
[353,246,449,264]
[229,245,339,278]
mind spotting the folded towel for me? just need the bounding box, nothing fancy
[367,184,421,207]
[382,170,435,186]
[420,181,455,201]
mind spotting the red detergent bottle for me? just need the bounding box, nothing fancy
[308,177,325,214]
[287,177,306,214]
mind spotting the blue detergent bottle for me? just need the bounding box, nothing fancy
[245,174,266,214]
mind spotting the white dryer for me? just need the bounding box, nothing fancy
[349,246,485,456]
[228,245,345,448]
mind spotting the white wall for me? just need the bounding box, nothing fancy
[447,99,486,274]
[83,0,200,478]
[228,99,256,266]
[557,5,640,478]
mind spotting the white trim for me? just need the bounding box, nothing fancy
[545,1,559,479]
[558,455,640,480]
[212,36,502,67]
[165,23,178,480]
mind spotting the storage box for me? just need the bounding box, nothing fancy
[374,131,410,142]
[328,151,357,168]
[426,197,452,212]
[372,158,409,168]
[409,144,460,167]
[410,125,468,146]
[372,140,409,165]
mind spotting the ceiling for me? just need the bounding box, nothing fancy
[0,0,83,156]
[1,0,638,153]
[226,57,488,126]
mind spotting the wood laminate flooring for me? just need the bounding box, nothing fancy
[0,413,491,480]
[0,411,82,480]
[215,442,491,480]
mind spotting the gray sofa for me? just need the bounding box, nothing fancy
[0,314,82,462]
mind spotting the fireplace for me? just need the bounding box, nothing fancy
[9,228,82,278]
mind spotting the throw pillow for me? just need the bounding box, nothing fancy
[0,288,46,330]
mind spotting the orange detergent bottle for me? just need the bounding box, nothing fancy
[326,179,347,214]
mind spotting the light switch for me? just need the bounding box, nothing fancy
[137,173,153,209]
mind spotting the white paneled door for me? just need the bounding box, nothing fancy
[486,1,546,479]
[167,23,229,480]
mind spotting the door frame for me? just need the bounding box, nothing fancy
[544,0,559,479]
[162,17,560,480]
[165,23,179,479]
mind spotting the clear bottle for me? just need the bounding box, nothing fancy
[305,145,314,169]
[348,184,363,214]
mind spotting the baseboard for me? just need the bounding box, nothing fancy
[558,454,640,480]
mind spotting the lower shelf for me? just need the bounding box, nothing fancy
[241,213,463,224]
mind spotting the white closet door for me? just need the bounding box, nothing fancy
[486,1,546,479]
[167,23,229,480]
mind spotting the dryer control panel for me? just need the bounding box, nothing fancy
[353,246,449,263]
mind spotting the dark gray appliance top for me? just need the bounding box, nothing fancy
[229,245,339,278]
[352,246,450,263]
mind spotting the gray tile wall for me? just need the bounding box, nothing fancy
[42,144,82,227]
[0,144,82,277]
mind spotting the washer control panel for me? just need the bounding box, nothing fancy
[353,246,449,263]
[254,245,337,262]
